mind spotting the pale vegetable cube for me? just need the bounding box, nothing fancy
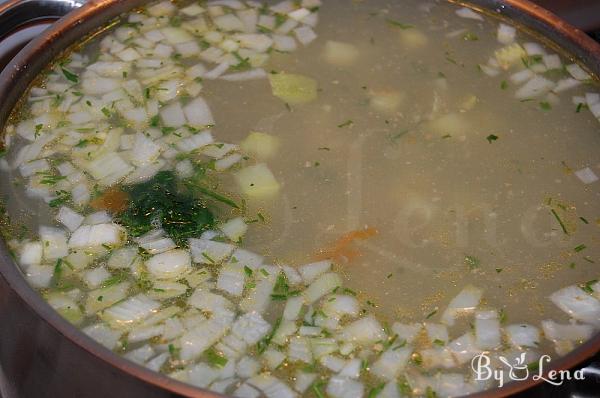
[326,376,364,398]
[83,323,122,349]
[505,324,541,348]
[339,316,385,345]
[145,249,191,280]
[56,206,84,232]
[183,97,214,127]
[103,294,160,328]
[268,73,317,105]
[189,238,235,264]
[39,226,69,260]
[85,282,130,315]
[160,102,186,127]
[299,260,332,283]
[107,246,139,269]
[220,217,248,242]
[399,29,428,48]
[241,132,280,160]
[370,347,412,380]
[495,43,526,69]
[475,310,501,349]
[19,241,43,267]
[235,163,280,199]
[26,264,54,288]
[323,40,359,66]
[82,266,111,289]
[303,272,342,303]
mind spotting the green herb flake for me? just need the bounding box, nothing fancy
[463,32,479,41]
[576,103,588,113]
[201,252,215,264]
[312,381,326,398]
[550,209,569,235]
[579,216,589,224]
[205,348,228,368]
[244,266,253,277]
[61,67,79,83]
[464,255,480,269]
[574,244,587,253]
[425,309,437,319]
[500,80,508,90]
[386,19,414,29]
[368,383,386,398]
[580,279,598,294]
[101,107,111,118]
[486,134,499,143]
[34,124,43,138]
[539,101,552,111]
[337,119,354,128]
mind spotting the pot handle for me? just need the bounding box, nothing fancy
[0,0,83,71]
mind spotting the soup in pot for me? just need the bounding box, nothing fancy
[1,0,600,396]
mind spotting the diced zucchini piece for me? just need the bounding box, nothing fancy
[268,73,317,105]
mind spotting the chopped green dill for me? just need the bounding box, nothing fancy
[387,129,410,145]
[539,101,552,111]
[337,119,354,128]
[312,380,326,398]
[574,244,587,252]
[441,134,451,139]
[367,383,386,398]
[500,80,508,90]
[201,252,216,264]
[168,343,180,357]
[37,171,67,185]
[499,308,507,324]
[579,216,589,224]
[576,103,588,113]
[34,123,43,138]
[550,209,569,235]
[463,32,479,41]
[75,139,89,148]
[205,347,228,368]
[486,134,499,143]
[61,67,79,83]
[426,386,438,398]
[464,255,480,269]
[495,268,503,273]
[432,338,445,346]
[257,317,281,354]
[425,309,437,319]
[244,266,253,277]
[580,279,598,294]
[231,51,252,71]
[386,19,414,29]
[101,107,111,117]
[48,190,72,208]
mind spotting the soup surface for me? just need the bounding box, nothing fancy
[1,0,600,397]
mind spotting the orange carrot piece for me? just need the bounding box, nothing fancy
[315,226,378,262]
[90,187,129,214]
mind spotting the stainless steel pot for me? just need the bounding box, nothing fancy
[0,1,600,397]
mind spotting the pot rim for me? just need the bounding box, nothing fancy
[0,0,599,397]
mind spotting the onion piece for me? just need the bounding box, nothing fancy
[550,285,600,326]
[574,167,599,184]
[326,376,364,398]
[455,7,483,21]
[474,310,501,349]
[102,294,160,328]
[441,285,483,325]
[505,324,540,348]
